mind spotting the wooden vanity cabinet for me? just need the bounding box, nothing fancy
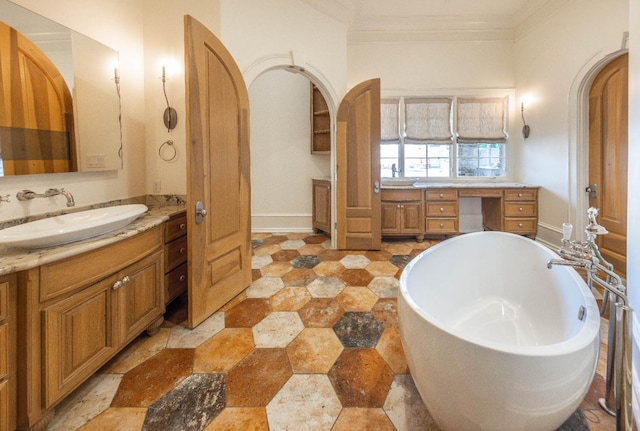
[312,179,331,235]
[381,189,424,241]
[424,189,459,235]
[164,211,188,304]
[503,188,538,238]
[0,274,16,431]
[17,226,164,431]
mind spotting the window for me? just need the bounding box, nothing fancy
[381,96,507,178]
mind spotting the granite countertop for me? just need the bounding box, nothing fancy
[381,180,539,189]
[0,203,186,276]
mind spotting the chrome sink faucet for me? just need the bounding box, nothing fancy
[547,207,632,429]
[16,188,75,207]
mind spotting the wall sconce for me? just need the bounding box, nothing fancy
[162,66,178,132]
[521,102,530,139]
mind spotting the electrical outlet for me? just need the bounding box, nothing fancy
[153,180,161,193]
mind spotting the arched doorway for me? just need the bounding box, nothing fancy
[588,53,628,279]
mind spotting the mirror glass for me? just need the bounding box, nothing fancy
[0,0,121,176]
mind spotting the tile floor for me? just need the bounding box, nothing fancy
[47,233,616,431]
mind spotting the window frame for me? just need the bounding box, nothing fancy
[380,95,510,180]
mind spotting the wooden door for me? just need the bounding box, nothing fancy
[0,21,74,175]
[336,78,381,250]
[588,53,628,278]
[184,16,251,328]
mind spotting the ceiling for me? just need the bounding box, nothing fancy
[301,0,566,40]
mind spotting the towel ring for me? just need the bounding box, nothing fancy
[159,139,177,162]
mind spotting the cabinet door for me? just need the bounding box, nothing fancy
[381,203,401,233]
[312,180,331,232]
[116,251,164,345]
[43,277,116,408]
[401,202,423,233]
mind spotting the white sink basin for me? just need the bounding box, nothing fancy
[0,204,148,249]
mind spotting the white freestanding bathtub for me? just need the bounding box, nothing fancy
[398,231,600,431]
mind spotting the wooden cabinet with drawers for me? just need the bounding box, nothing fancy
[16,226,165,431]
[424,189,459,235]
[164,211,188,305]
[312,179,331,235]
[0,274,16,431]
[502,188,538,237]
[381,189,424,241]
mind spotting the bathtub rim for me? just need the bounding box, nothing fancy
[399,231,601,357]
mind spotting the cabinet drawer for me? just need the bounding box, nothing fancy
[0,323,6,381]
[426,202,458,217]
[165,235,187,273]
[504,189,537,201]
[504,202,537,217]
[165,262,188,304]
[164,212,187,242]
[426,218,458,233]
[504,218,538,233]
[40,226,162,302]
[381,189,422,201]
[425,189,458,201]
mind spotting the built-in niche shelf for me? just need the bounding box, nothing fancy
[310,84,330,154]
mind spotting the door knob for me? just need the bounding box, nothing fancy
[195,201,207,224]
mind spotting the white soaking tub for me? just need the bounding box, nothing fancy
[398,231,600,431]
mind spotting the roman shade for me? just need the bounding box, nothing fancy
[404,98,453,143]
[381,99,400,141]
[457,97,508,143]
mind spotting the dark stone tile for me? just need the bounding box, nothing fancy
[112,349,195,407]
[328,349,394,408]
[142,373,225,431]
[340,269,374,286]
[390,255,413,269]
[298,298,345,328]
[555,409,589,431]
[333,312,384,348]
[225,298,272,328]
[271,249,301,262]
[251,239,264,249]
[291,255,321,269]
[226,348,292,407]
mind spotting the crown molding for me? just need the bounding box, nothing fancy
[513,0,574,40]
[297,0,355,24]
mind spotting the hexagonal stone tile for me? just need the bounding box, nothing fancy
[313,261,346,277]
[390,254,413,268]
[336,286,379,311]
[333,408,395,431]
[262,235,289,245]
[204,407,268,431]
[366,261,401,277]
[372,298,398,329]
[270,249,300,262]
[281,268,318,287]
[304,235,328,244]
[193,328,254,373]
[375,328,408,374]
[340,254,371,269]
[383,243,413,255]
[291,255,321,269]
[307,277,345,298]
[167,312,225,348]
[328,349,394,407]
[226,348,292,407]
[368,277,399,298]
[260,261,292,277]
[340,269,374,286]
[143,373,225,431]
[246,277,284,298]
[225,298,272,327]
[266,375,342,431]
[280,239,306,250]
[318,249,347,262]
[253,243,281,256]
[253,312,304,348]
[252,254,273,269]
[365,250,393,261]
[270,286,311,311]
[297,244,326,256]
[333,312,384,348]
[383,374,438,430]
[298,298,344,328]
[286,328,344,373]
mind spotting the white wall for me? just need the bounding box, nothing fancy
[249,70,331,232]
[0,0,146,222]
[513,0,629,245]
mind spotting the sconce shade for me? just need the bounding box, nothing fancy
[522,124,530,139]
[164,107,178,130]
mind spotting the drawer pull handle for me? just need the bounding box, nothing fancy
[439,223,444,228]
[519,207,523,212]
[518,223,524,227]
[439,193,444,198]
[179,275,186,282]
[113,280,122,290]
[518,193,523,197]
[122,276,130,284]
[440,207,444,212]
[179,223,186,230]
[179,247,186,255]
